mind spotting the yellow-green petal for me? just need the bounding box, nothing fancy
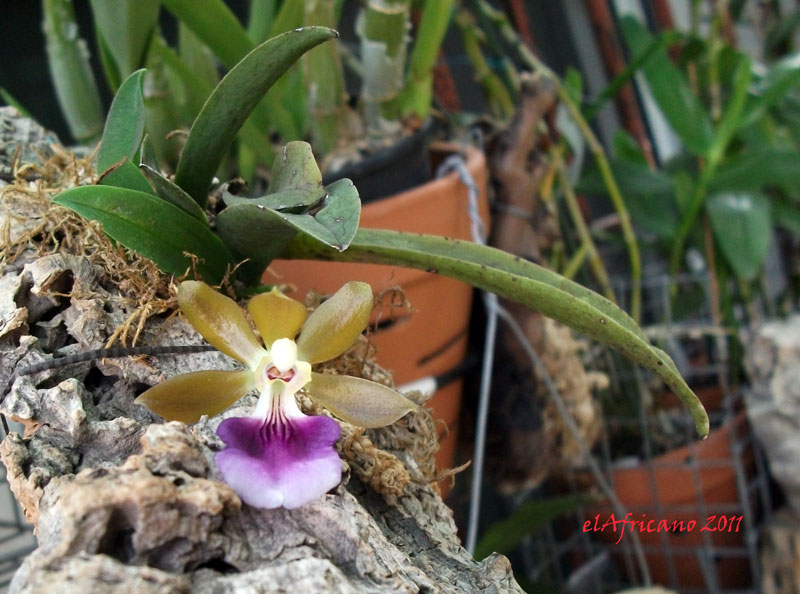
[247,288,308,348]
[307,372,418,428]
[178,281,264,366]
[135,369,255,423]
[296,281,373,364]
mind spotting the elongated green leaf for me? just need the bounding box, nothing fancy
[98,158,155,195]
[53,186,232,283]
[140,165,208,222]
[161,0,254,69]
[97,69,147,172]
[42,0,104,144]
[173,27,338,205]
[283,229,709,437]
[474,495,588,560]
[707,192,772,281]
[620,16,713,156]
[89,0,160,78]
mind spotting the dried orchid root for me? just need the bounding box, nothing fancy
[17,344,217,375]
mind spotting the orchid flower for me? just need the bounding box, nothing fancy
[136,280,418,509]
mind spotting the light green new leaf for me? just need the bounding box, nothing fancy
[707,193,772,282]
[53,186,232,283]
[620,16,713,156]
[283,229,709,437]
[173,27,338,205]
[97,69,147,172]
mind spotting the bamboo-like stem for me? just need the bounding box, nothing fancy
[472,0,641,321]
[42,0,104,144]
[357,0,410,135]
[397,0,455,119]
[557,157,616,302]
[454,10,514,118]
[304,0,352,155]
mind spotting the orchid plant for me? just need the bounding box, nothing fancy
[136,280,417,508]
[50,25,710,481]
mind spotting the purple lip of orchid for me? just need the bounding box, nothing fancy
[135,280,419,509]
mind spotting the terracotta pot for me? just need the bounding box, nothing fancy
[267,142,489,473]
[585,411,754,589]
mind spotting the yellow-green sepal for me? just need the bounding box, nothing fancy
[135,369,255,423]
[307,373,418,428]
[296,281,373,364]
[247,288,308,348]
[178,281,265,367]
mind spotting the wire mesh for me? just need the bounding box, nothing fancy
[480,271,773,594]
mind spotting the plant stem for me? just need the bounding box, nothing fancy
[557,157,616,302]
[472,0,642,322]
[397,0,455,119]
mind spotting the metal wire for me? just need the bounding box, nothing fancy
[436,153,498,554]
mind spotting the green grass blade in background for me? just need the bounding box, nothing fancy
[161,0,254,68]
[54,186,232,283]
[284,229,709,437]
[97,69,147,172]
[42,0,104,144]
[89,0,160,80]
[173,27,338,206]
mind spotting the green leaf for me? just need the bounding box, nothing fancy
[709,148,800,196]
[215,204,299,285]
[283,229,709,437]
[173,27,338,205]
[97,69,147,172]
[620,16,713,156]
[139,165,208,222]
[708,53,752,166]
[53,186,232,283]
[612,129,648,165]
[161,0,254,69]
[741,52,800,128]
[707,192,772,282]
[97,158,155,195]
[577,159,679,238]
[474,495,588,560]
[217,178,361,269]
[773,197,800,236]
[89,0,160,78]
[42,0,104,144]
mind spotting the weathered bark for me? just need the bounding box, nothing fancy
[0,120,524,592]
